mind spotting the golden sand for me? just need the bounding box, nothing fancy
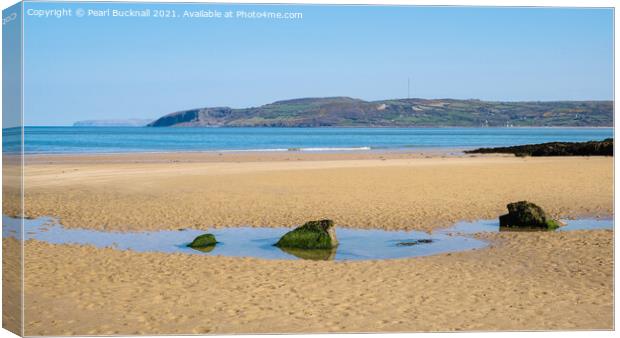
[2,152,613,334]
[15,229,612,335]
[11,153,613,232]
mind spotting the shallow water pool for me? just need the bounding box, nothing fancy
[2,216,613,261]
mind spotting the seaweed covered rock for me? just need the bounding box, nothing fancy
[465,138,613,157]
[499,201,560,230]
[187,233,218,248]
[275,219,338,249]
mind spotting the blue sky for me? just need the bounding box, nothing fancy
[22,2,613,126]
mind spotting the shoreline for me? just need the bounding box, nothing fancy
[22,147,467,156]
[21,125,615,129]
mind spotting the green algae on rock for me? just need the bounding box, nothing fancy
[275,219,339,250]
[499,201,560,230]
[187,233,218,248]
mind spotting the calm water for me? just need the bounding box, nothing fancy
[4,126,613,154]
[445,217,614,233]
[3,216,612,261]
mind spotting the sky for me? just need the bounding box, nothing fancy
[20,2,614,126]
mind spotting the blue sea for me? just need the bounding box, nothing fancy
[3,126,614,154]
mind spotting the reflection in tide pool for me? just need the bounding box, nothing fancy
[2,215,613,261]
[445,218,614,234]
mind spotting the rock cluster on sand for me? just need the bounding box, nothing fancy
[499,201,560,230]
[465,138,613,157]
[275,219,339,249]
[187,233,218,248]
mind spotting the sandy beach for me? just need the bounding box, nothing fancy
[10,152,613,232]
[6,1,615,334]
[2,151,613,334]
[14,228,613,335]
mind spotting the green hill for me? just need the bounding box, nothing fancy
[148,97,613,127]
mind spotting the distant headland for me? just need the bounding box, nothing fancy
[74,119,154,127]
[146,97,613,128]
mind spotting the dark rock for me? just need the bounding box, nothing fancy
[275,219,338,249]
[465,138,613,157]
[187,233,218,248]
[499,201,560,230]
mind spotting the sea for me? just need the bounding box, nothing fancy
[2,126,614,154]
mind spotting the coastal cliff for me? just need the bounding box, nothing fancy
[147,97,613,128]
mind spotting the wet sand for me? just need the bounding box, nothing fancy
[2,151,613,334]
[16,229,612,335]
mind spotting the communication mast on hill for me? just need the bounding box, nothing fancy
[407,77,411,99]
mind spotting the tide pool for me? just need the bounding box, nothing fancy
[3,216,612,261]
